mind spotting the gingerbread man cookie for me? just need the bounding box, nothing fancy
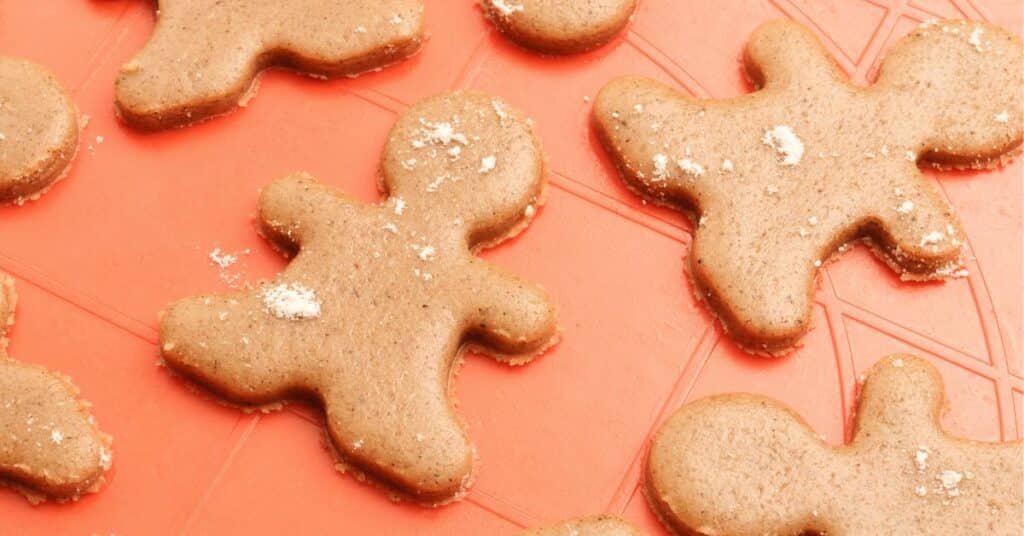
[646,355,1023,535]
[524,515,645,535]
[481,0,636,54]
[159,91,559,504]
[0,274,112,503]
[0,57,78,204]
[116,0,425,129]
[593,19,1023,355]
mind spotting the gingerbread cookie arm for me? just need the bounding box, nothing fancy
[160,292,314,405]
[873,20,1023,169]
[257,173,365,254]
[462,259,558,360]
[744,20,846,91]
[593,76,711,208]
[115,0,425,129]
[0,57,78,203]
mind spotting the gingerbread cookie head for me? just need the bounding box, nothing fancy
[0,274,112,503]
[0,57,78,204]
[523,515,645,535]
[115,0,425,129]
[646,355,1023,535]
[593,19,1023,355]
[481,0,636,54]
[159,91,558,504]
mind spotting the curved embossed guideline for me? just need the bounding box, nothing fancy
[646,355,1023,535]
[593,19,1023,355]
[115,0,425,129]
[0,275,112,503]
[159,92,559,505]
[480,0,636,54]
[0,57,78,204]
[523,515,645,535]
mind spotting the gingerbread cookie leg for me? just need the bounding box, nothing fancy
[646,355,1023,535]
[480,0,636,54]
[0,57,78,204]
[116,0,425,129]
[0,275,111,503]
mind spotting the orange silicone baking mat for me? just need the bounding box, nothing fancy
[1,1,1021,534]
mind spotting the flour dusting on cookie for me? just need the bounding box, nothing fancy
[116,0,425,129]
[646,355,1023,535]
[159,92,558,504]
[593,19,1023,355]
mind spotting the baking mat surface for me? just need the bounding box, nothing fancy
[0,1,1020,533]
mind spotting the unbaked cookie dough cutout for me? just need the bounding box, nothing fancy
[646,355,1023,535]
[480,0,636,54]
[159,92,559,504]
[0,57,78,204]
[593,19,1023,355]
[115,0,426,129]
[0,274,112,503]
[524,515,645,535]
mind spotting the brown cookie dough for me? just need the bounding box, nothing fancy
[646,355,1023,535]
[524,515,645,535]
[0,57,78,204]
[593,19,1023,355]
[481,0,636,54]
[0,274,112,503]
[159,91,559,504]
[116,0,425,129]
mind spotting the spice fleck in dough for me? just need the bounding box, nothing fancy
[0,57,78,204]
[481,0,636,54]
[159,91,559,505]
[116,0,425,129]
[647,355,1023,535]
[593,19,1023,355]
[0,274,112,503]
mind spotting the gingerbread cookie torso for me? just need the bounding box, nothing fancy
[593,19,1023,355]
[646,355,1023,535]
[481,0,636,54]
[524,515,645,535]
[0,274,112,503]
[0,57,78,204]
[159,92,559,504]
[116,0,425,129]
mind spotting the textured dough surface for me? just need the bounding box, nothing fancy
[159,91,559,504]
[0,274,112,503]
[646,355,1024,535]
[593,19,1023,355]
[523,515,645,535]
[0,57,78,204]
[116,0,425,129]
[481,0,636,54]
